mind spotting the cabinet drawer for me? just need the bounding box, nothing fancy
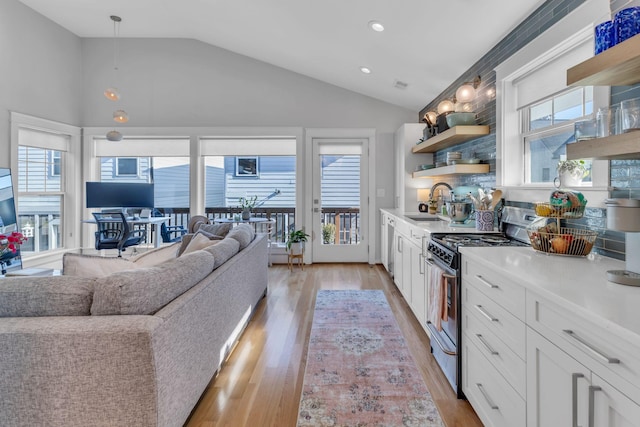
[463,258,525,319]
[527,292,640,402]
[462,281,526,359]
[463,337,526,427]
[463,306,526,397]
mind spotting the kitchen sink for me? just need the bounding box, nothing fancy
[407,216,444,222]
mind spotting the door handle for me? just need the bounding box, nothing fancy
[572,373,584,427]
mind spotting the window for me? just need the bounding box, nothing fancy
[50,151,61,177]
[116,158,139,176]
[522,87,593,184]
[235,157,258,177]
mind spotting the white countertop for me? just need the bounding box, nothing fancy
[381,208,499,235]
[459,246,640,345]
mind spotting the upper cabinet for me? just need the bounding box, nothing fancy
[566,33,640,160]
[412,125,490,154]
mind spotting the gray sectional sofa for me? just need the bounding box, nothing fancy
[0,225,268,427]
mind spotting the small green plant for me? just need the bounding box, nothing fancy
[286,229,309,251]
[238,195,258,211]
[557,159,589,179]
[322,223,336,244]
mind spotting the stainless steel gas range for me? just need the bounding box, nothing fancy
[425,206,534,398]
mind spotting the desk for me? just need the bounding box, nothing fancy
[83,217,170,248]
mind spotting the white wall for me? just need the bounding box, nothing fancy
[0,0,83,167]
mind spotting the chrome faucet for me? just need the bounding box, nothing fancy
[429,182,453,200]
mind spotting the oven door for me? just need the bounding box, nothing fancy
[426,255,461,395]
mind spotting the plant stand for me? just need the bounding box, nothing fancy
[288,252,304,270]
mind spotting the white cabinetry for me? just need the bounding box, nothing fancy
[461,257,526,427]
[394,124,433,212]
[408,228,428,329]
[527,294,640,427]
[381,211,391,271]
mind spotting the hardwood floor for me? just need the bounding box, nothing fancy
[185,264,483,427]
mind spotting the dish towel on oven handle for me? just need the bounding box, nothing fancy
[428,264,449,331]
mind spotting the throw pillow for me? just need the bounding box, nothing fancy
[129,242,180,267]
[227,224,254,249]
[91,250,215,315]
[197,222,232,237]
[181,232,218,256]
[0,276,95,317]
[203,237,240,269]
[62,253,140,278]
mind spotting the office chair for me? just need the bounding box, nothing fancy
[92,212,147,257]
[151,209,187,243]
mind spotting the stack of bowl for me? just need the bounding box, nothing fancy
[447,151,462,165]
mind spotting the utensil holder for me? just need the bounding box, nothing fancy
[475,210,494,231]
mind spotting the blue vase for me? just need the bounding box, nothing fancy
[614,7,640,45]
[594,20,614,54]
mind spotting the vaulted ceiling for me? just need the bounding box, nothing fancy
[20,0,545,111]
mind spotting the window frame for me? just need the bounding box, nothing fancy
[50,150,61,177]
[116,157,139,177]
[235,156,259,177]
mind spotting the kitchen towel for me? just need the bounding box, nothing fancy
[428,264,448,330]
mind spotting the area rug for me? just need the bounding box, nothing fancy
[297,290,444,427]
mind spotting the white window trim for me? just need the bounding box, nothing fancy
[495,0,611,207]
[10,112,82,264]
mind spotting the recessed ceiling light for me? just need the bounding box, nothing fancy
[360,67,372,74]
[369,20,385,32]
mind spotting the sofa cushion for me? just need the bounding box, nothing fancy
[226,224,255,249]
[63,253,139,278]
[0,276,95,317]
[197,222,232,238]
[181,232,219,256]
[91,250,215,315]
[129,242,180,267]
[203,237,240,269]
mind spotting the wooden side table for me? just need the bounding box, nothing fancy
[288,252,304,270]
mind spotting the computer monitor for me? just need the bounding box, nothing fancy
[86,182,155,209]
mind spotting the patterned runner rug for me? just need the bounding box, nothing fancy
[297,290,444,427]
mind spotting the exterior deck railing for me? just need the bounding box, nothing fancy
[121,206,360,246]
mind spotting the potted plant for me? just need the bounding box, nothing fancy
[286,229,309,255]
[238,195,258,220]
[321,223,336,244]
[556,159,589,187]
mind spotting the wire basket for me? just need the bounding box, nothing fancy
[534,202,586,219]
[527,227,597,257]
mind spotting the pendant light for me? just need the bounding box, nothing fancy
[104,15,122,102]
[104,15,129,141]
[437,99,455,115]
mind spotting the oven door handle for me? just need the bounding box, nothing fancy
[426,322,457,356]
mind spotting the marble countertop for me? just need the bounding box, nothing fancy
[459,246,640,345]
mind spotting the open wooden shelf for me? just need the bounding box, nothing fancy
[567,33,640,86]
[412,163,490,178]
[566,132,640,160]
[412,125,490,153]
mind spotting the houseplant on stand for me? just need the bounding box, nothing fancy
[286,229,309,255]
[238,195,258,220]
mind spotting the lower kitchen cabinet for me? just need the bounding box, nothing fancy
[409,237,427,327]
[527,327,640,427]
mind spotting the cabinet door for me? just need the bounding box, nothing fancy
[592,373,640,427]
[527,327,591,427]
[381,214,389,271]
[393,234,404,290]
[409,241,426,326]
[401,236,412,302]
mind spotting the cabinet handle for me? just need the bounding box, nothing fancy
[475,334,499,355]
[397,236,402,253]
[419,254,425,275]
[572,373,584,427]
[563,330,620,364]
[588,385,602,427]
[476,383,499,410]
[422,235,427,257]
[475,305,498,322]
[476,275,499,289]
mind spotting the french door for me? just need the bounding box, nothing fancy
[311,138,368,263]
